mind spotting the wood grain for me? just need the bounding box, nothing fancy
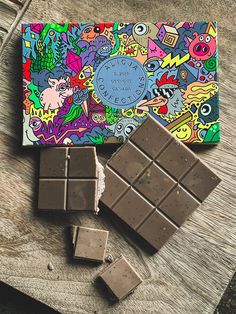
[0,0,236,313]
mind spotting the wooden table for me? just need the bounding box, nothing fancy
[0,1,236,313]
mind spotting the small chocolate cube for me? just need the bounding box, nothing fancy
[73,226,109,262]
[98,255,142,300]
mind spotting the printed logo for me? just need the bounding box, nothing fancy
[93,56,148,110]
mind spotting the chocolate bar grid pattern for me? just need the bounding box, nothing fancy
[101,116,221,250]
[38,147,98,211]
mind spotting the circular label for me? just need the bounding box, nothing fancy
[93,56,148,110]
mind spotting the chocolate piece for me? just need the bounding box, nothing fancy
[40,148,68,178]
[101,116,221,250]
[108,141,150,184]
[38,147,101,212]
[72,226,109,262]
[38,179,67,210]
[98,255,142,300]
[101,167,129,208]
[137,210,178,249]
[69,147,97,178]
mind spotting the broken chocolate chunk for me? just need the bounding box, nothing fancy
[38,147,103,212]
[98,255,142,300]
[72,226,109,262]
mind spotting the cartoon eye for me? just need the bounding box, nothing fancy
[200,103,211,116]
[134,23,148,36]
[205,35,211,43]
[116,123,123,131]
[30,121,41,128]
[199,35,204,41]
[59,84,67,91]
[125,124,136,136]
[84,27,92,33]
[94,114,98,119]
[94,26,101,33]
[144,60,160,72]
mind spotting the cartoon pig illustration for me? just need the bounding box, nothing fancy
[189,33,216,61]
[40,76,74,111]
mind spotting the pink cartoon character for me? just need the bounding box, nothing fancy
[40,76,74,111]
[189,33,216,61]
[32,67,74,112]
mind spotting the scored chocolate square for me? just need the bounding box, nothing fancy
[98,255,142,301]
[38,147,99,212]
[101,116,221,251]
[72,226,109,262]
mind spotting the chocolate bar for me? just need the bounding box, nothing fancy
[101,116,221,250]
[71,226,109,262]
[98,255,142,300]
[38,147,103,212]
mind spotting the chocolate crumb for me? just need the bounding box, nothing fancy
[47,262,54,271]
[105,254,114,263]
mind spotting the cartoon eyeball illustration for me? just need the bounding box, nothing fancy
[92,113,106,124]
[94,25,101,33]
[200,103,211,116]
[116,122,136,137]
[63,137,72,145]
[124,123,136,136]
[133,23,148,36]
[132,23,158,47]
[205,35,211,43]
[144,57,161,72]
[84,26,93,33]
[116,123,123,132]
[29,117,42,132]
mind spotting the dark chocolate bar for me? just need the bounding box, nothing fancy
[71,226,109,262]
[101,116,221,250]
[38,147,99,212]
[98,255,142,300]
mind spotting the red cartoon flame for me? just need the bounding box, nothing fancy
[156,72,179,87]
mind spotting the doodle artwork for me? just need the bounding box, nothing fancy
[22,22,220,146]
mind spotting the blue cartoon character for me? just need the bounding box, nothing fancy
[191,93,219,125]
[105,117,140,141]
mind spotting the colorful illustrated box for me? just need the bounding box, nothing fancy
[22,22,219,146]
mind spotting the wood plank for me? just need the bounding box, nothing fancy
[0,0,236,313]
